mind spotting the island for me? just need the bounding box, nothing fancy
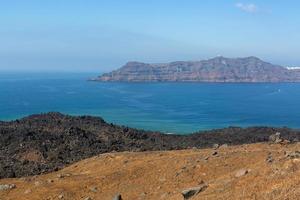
[94,56,300,82]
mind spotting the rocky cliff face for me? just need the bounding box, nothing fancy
[96,57,300,82]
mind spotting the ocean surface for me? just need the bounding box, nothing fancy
[1,72,300,134]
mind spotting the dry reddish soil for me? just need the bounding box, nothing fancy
[1,142,300,200]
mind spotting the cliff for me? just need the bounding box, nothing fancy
[95,56,300,82]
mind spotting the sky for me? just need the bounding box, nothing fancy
[0,0,300,72]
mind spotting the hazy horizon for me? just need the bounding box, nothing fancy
[1,1,300,72]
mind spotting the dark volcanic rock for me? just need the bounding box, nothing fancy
[112,194,122,200]
[0,112,300,178]
[95,56,300,82]
[182,184,208,199]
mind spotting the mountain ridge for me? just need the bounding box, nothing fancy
[95,56,300,82]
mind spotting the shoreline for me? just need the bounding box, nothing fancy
[1,112,299,135]
[1,112,300,179]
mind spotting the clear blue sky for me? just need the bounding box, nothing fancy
[1,0,300,72]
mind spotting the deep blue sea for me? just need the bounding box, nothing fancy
[1,72,300,134]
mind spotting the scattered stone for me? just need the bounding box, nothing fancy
[0,184,16,191]
[269,132,283,144]
[204,156,209,161]
[281,139,291,145]
[57,173,71,179]
[57,174,63,178]
[266,154,273,163]
[90,186,98,192]
[235,169,249,177]
[285,151,300,159]
[212,151,218,156]
[220,144,228,148]
[84,197,92,200]
[113,194,122,200]
[292,138,299,142]
[181,183,208,200]
[58,194,64,199]
[47,179,54,183]
[212,144,219,149]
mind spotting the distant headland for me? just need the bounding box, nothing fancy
[93,56,300,82]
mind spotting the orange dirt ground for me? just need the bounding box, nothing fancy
[1,142,300,200]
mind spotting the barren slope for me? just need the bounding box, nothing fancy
[1,142,300,200]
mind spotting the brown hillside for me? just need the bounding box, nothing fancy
[0,142,300,200]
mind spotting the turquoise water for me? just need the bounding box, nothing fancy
[1,72,300,134]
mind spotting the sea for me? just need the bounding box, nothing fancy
[1,72,300,134]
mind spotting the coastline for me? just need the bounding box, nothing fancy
[1,112,299,179]
[2,74,300,134]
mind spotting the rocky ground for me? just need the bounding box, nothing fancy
[1,112,300,178]
[0,142,300,200]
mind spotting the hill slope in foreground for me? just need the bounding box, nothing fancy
[95,56,300,82]
[1,112,300,179]
[1,143,300,200]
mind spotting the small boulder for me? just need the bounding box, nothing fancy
[181,183,208,200]
[90,186,98,192]
[212,144,219,149]
[0,184,16,191]
[281,139,291,145]
[285,151,300,159]
[113,194,122,200]
[235,169,249,178]
[220,144,228,148]
[266,154,273,163]
[292,138,299,142]
[47,179,54,183]
[269,132,283,144]
[57,174,64,178]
